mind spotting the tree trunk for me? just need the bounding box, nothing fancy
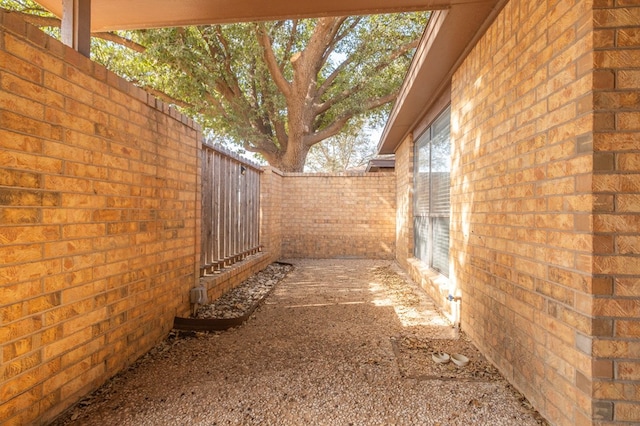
[275,139,310,172]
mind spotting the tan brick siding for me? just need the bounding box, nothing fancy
[279,173,396,259]
[592,1,640,424]
[394,135,414,268]
[3,2,638,425]
[448,1,598,424]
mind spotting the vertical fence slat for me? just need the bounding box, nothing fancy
[250,169,257,250]
[232,161,239,261]
[242,171,248,256]
[220,156,229,265]
[201,149,210,269]
[225,158,232,264]
[213,151,220,266]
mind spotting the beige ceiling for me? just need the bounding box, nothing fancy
[38,0,483,32]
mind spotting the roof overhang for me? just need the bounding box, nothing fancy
[377,0,506,154]
[366,156,395,172]
[37,0,485,32]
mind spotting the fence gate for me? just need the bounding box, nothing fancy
[201,143,261,275]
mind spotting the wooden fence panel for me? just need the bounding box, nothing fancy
[200,143,262,275]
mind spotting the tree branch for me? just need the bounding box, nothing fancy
[302,17,347,78]
[362,91,398,110]
[374,38,421,72]
[305,115,352,146]
[277,19,298,70]
[213,26,239,95]
[95,32,146,53]
[315,38,419,115]
[241,135,280,166]
[256,23,292,97]
[308,91,398,147]
[320,17,361,65]
[193,27,264,139]
[316,44,363,101]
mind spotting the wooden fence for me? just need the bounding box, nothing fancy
[201,143,262,275]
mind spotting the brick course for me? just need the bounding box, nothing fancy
[278,172,396,260]
[448,1,596,424]
[0,12,273,425]
[592,1,640,424]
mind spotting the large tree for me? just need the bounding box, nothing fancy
[1,2,427,171]
[128,15,427,171]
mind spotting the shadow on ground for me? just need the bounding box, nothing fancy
[50,259,547,426]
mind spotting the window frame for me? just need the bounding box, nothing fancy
[413,105,451,277]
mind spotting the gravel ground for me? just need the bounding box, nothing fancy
[50,259,547,426]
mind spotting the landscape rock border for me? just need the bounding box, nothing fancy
[173,262,294,332]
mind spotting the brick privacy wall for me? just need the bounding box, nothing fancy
[280,173,396,259]
[260,167,284,259]
[592,2,640,424]
[0,12,270,426]
[0,13,197,424]
[450,1,599,425]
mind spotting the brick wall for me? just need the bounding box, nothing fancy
[343,1,640,424]
[394,135,414,269]
[441,0,640,424]
[0,12,198,424]
[0,12,272,425]
[260,167,284,259]
[279,172,396,259]
[449,1,597,424]
[591,2,640,424]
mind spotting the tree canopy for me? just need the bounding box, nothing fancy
[1,1,428,171]
[133,15,427,171]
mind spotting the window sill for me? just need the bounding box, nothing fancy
[408,257,449,289]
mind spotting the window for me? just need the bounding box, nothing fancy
[413,106,451,277]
